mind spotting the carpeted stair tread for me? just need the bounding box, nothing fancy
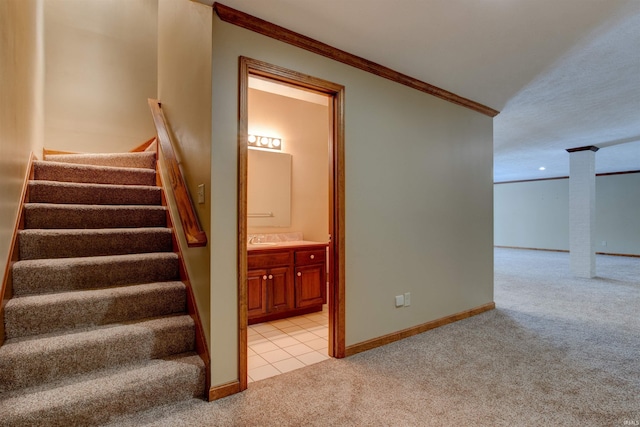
[0,353,205,427]
[0,315,195,393]
[28,180,161,205]
[1,148,204,422]
[33,160,156,186]
[12,252,179,296]
[4,281,187,339]
[19,228,173,260]
[23,203,167,229]
[44,151,156,169]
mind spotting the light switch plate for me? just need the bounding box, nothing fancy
[197,184,205,204]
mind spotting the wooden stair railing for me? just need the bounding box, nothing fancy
[148,98,207,248]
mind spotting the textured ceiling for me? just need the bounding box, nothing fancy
[210,0,640,181]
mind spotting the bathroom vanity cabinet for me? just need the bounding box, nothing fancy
[247,242,327,324]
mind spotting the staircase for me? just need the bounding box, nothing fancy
[0,150,206,426]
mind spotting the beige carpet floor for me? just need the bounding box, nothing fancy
[106,248,639,426]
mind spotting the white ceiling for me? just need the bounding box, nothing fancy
[211,0,640,182]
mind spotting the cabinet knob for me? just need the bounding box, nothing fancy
[268,274,273,279]
[310,254,315,259]
[262,275,267,280]
[297,272,302,277]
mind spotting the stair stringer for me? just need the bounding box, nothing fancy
[0,152,36,347]
[155,150,212,400]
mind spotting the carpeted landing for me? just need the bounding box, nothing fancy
[0,151,205,426]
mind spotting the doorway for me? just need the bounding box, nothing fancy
[238,57,345,390]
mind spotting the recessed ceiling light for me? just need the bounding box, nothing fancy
[539,166,546,171]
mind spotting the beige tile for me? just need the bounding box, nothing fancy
[247,334,268,345]
[280,324,305,334]
[312,328,329,338]
[305,314,326,322]
[271,319,296,329]
[250,341,279,354]
[288,317,317,327]
[248,354,269,369]
[270,336,301,348]
[261,348,292,364]
[261,329,287,340]
[283,342,314,357]
[249,364,281,381]
[297,351,329,366]
[291,331,319,343]
[272,357,305,373]
[247,328,261,337]
[305,337,328,350]
[252,323,279,334]
[247,347,256,356]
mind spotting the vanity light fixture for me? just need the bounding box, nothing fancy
[248,134,282,151]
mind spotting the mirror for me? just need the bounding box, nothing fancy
[247,149,292,227]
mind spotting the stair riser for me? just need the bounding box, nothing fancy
[0,318,196,392]
[28,181,161,205]
[12,254,179,296]
[4,282,187,339]
[33,162,156,186]
[0,150,206,420]
[23,204,167,229]
[44,152,157,170]
[0,356,205,427]
[19,229,173,260]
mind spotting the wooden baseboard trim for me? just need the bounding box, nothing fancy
[495,245,640,258]
[494,245,569,253]
[209,381,241,401]
[345,302,495,357]
[1,152,36,347]
[595,251,640,258]
[156,157,212,400]
[131,136,157,152]
[494,169,640,184]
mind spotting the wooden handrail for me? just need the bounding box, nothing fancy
[148,98,207,248]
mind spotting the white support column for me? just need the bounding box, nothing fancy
[566,146,598,278]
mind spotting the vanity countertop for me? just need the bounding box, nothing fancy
[247,240,328,252]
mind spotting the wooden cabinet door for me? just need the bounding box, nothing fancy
[269,266,293,313]
[295,264,326,308]
[247,269,268,319]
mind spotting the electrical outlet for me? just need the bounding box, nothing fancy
[197,184,205,204]
[404,292,411,307]
[395,295,404,307]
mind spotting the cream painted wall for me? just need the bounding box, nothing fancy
[211,15,493,386]
[157,0,213,369]
[596,174,640,255]
[494,179,569,251]
[248,88,329,243]
[0,0,44,284]
[43,0,157,152]
[494,173,640,255]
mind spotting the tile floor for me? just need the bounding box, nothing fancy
[248,305,329,383]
